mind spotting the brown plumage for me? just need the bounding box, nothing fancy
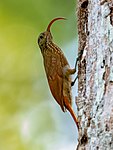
[38,17,78,128]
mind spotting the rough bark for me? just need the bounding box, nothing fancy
[76,0,113,149]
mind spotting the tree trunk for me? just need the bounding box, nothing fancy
[76,0,113,149]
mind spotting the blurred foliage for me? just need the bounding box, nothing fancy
[0,0,77,150]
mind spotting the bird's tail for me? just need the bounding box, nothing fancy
[64,96,79,129]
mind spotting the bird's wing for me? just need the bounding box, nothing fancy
[43,47,69,112]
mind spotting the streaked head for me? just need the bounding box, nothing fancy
[38,17,66,49]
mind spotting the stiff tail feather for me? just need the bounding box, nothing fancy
[64,96,79,129]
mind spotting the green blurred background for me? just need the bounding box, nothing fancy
[0,0,78,150]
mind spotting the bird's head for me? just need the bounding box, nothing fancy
[38,17,66,49]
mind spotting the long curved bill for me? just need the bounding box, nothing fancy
[46,17,66,32]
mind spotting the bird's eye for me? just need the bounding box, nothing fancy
[40,35,43,39]
[38,33,45,44]
[40,33,45,39]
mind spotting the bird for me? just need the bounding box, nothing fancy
[38,17,79,128]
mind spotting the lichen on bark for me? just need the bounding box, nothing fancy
[76,0,113,149]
